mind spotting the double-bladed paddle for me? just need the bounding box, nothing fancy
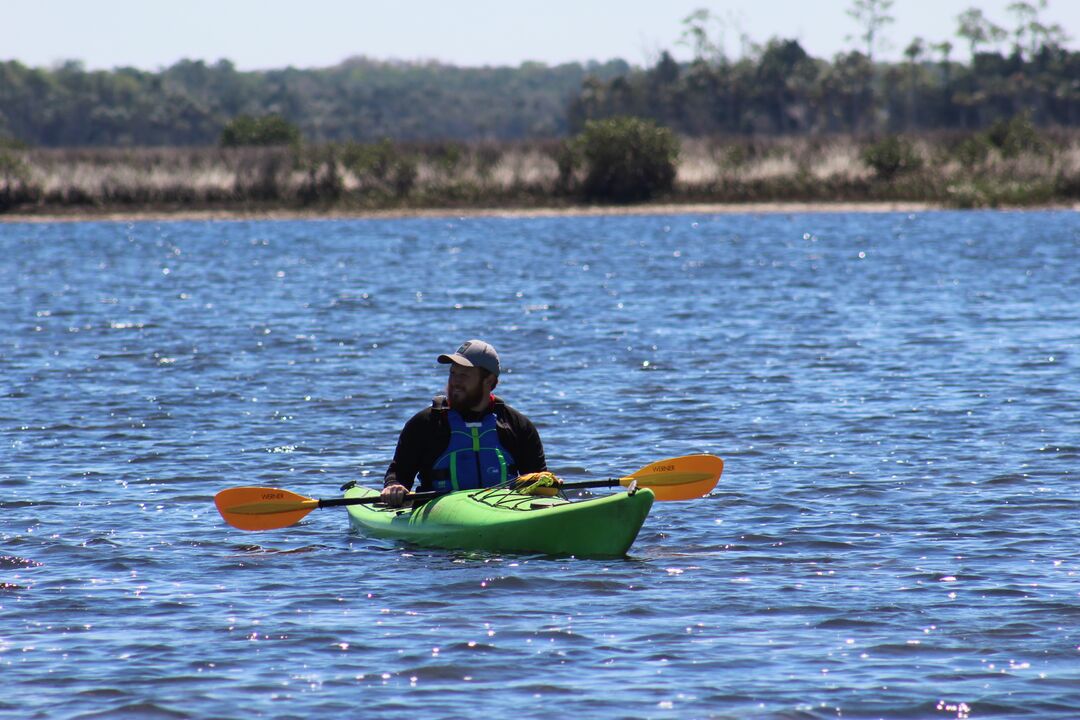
[214,454,723,532]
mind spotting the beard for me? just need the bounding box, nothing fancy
[448,380,488,411]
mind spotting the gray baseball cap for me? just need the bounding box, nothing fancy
[438,339,500,376]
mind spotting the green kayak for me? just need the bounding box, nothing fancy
[344,485,655,556]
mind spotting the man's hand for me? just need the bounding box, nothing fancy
[380,484,408,507]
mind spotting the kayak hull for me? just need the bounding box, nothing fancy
[344,486,654,556]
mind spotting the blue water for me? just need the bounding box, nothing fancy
[2,210,1078,719]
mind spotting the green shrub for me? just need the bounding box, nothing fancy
[721,143,750,169]
[0,136,29,150]
[343,139,395,182]
[954,135,991,168]
[342,139,418,197]
[474,144,502,181]
[298,146,343,204]
[429,141,465,175]
[232,148,294,201]
[575,117,679,202]
[552,141,579,194]
[986,113,1043,158]
[390,155,418,197]
[862,135,923,181]
[0,149,28,179]
[0,149,37,211]
[220,114,301,147]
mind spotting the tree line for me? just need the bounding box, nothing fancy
[572,2,1079,136]
[0,2,1077,148]
[0,57,630,147]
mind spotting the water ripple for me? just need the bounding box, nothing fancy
[2,211,1079,718]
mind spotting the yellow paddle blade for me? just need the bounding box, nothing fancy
[621,454,724,501]
[214,486,320,531]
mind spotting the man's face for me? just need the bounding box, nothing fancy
[447,364,490,411]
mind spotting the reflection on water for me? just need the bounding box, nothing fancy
[1,210,1078,718]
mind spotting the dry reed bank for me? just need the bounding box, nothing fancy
[3,130,1080,218]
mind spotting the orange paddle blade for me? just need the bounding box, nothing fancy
[214,486,320,531]
[621,454,724,501]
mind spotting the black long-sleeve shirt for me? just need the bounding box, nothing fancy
[383,395,547,492]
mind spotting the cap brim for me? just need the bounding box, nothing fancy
[437,353,472,367]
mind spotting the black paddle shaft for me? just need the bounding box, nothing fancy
[317,492,440,508]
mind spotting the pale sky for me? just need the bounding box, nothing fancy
[5,0,1078,71]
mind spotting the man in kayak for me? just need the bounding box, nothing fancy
[380,339,549,506]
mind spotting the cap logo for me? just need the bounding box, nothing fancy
[458,342,472,354]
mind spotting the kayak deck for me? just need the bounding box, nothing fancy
[344,485,654,556]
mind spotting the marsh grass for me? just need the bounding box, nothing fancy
[3,130,1079,214]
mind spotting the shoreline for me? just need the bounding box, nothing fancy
[3,200,1068,224]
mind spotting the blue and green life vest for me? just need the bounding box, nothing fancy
[431,406,518,492]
